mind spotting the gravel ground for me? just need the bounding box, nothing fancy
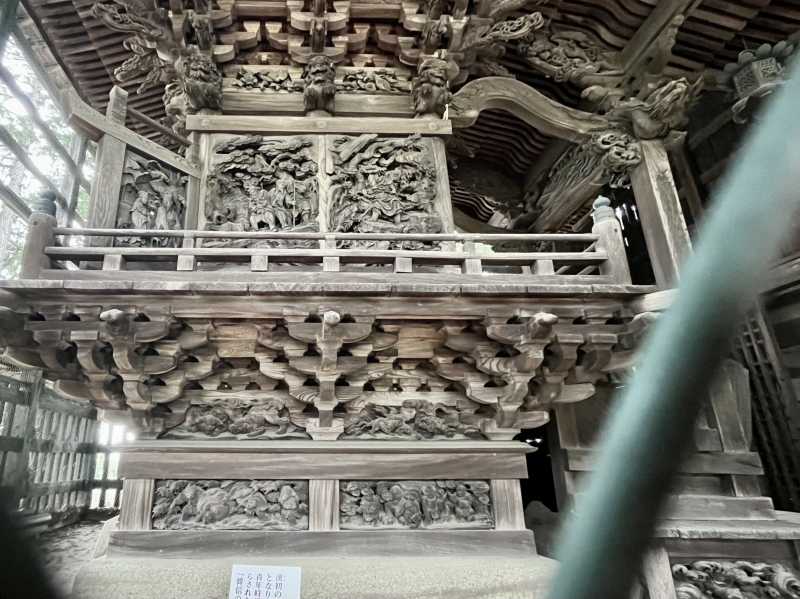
[36,520,106,596]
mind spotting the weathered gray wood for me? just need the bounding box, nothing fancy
[491,480,526,531]
[108,529,538,558]
[223,91,415,118]
[118,440,532,454]
[631,140,693,288]
[86,86,128,247]
[63,90,201,177]
[641,545,677,599]
[592,200,632,284]
[663,495,774,520]
[119,479,154,531]
[662,538,796,561]
[628,289,676,314]
[309,480,339,532]
[20,213,55,278]
[621,0,701,74]
[566,448,763,476]
[119,452,529,480]
[186,114,452,136]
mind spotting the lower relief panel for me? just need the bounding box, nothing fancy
[152,480,309,530]
[340,480,494,530]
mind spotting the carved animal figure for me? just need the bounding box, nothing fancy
[303,55,336,114]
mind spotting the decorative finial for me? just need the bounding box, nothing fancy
[32,191,57,216]
[592,196,615,224]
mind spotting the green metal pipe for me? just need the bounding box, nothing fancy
[546,65,800,598]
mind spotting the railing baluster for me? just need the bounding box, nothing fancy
[394,256,413,273]
[251,254,270,272]
[323,234,340,272]
[176,254,196,271]
[462,240,483,275]
[102,254,126,271]
[533,260,555,275]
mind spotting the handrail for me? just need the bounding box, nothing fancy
[21,199,631,283]
[52,227,600,243]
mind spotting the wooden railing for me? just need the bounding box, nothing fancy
[16,198,632,286]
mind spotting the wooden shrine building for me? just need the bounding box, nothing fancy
[1,0,800,597]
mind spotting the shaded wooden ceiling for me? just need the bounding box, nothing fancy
[16,0,800,174]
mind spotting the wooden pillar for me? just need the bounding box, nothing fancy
[87,86,128,245]
[20,208,56,279]
[490,479,526,530]
[641,545,677,599]
[631,140,692,288]
[119,478,154,530]
[309,479,339,531]
[592,196,632,284]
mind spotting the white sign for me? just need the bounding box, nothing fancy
[228,565,302,599]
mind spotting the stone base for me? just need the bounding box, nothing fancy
[73,555,558,599]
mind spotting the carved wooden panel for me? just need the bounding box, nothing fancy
[203,135,320,247]
[339,480,493,530]
[328,134,444,247]
[152,479,309,530]
[116,151,188,247]
[672,561,800,599]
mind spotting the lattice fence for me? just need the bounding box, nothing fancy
[0,359,121,523]
[734,308,800,511]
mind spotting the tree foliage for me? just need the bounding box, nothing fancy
[0,37,94,277]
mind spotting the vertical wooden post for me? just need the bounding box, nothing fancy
[309,479,339,531]
[630,140,692,288]
[640,545,677,599]
[490,479,526,530]
[591,196,631,284]
[10,370,41,510]
[87,86,128,246]
[119,479,155,530]
[20,198,56,278]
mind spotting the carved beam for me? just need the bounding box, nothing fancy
[449,77,612,142]
[620,1,701,78]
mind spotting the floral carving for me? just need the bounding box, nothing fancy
[232,69,303,92]
[673,561,800,599]
[518,26,623,88]
[339,480,493,529]
[152,480,309,530]
[116,153,187,247]
[340,69,412,94]
[342,400,481,440]
[328,134,443,248]
[204,136,319,246]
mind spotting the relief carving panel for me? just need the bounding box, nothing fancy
[116,152,187,246]
[204,136,319,246]
[673,561,800,599]
[152,479,309,530]
[339,480,493,530]
[328,133,443,248]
